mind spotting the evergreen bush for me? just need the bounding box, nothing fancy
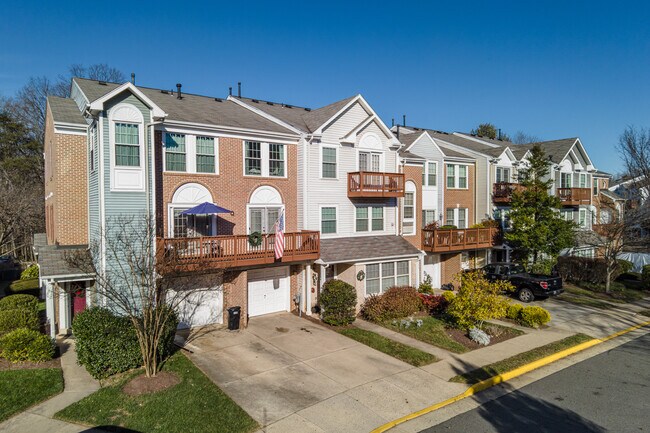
[320,280,357,326]
[0,328,54,363]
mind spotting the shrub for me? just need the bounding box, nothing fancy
[73,307,142,379]
[0,309,40,336]
[530,258,556,276]
[506,304,523,320]
[418,273,433,294]
[557,256,631,285]
[359,295,385,322]
[7,278,40,297]
[419,294,449,315]
[441,291,456,303]
[0,294,39,315]
[469,327,490,346]
[439,225,457,229]
[0,328,54,363]
[20,264,39,280]
[518,306,551,328]
[320,279,357,326]
[376,286,423,320]
[617,260,634,275]
[447,271,512,330]
[642,265,650,289]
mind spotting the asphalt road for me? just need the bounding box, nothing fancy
[421,332,650,433]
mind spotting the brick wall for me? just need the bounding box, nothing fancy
[43,108,89,246]
[441,253,461,286]
[223,270,248,327]
[157,135,298,237]
[402,164,423,249]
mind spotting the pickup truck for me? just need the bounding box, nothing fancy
[481,262,563,302]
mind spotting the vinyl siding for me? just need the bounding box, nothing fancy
[320,102,370,143]
[406,134,444,218]
[88,123,100,243]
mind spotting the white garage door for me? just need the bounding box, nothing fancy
[171,275,224,329]
[248,267,290,317]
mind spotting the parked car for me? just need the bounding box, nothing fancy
[481,262,563,302]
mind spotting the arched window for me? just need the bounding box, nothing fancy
[403,181,416,235]
[357,132,384,172]
[247,186,284,234]
[169,183,214,238]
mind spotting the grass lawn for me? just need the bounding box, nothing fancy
[0,368,64,422]
[55,351,257,433]
[449,333,594,384]
[339,327,438,366]
[382,316,469,354]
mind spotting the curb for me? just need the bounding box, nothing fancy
[370,319,650,433]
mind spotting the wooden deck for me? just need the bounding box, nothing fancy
[422,227,500,253]
[157,231,320,273]
[348,171,405,198]
[492,182,525,203]
[557,188,591,206]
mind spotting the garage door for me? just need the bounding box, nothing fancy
[171,275,224,329]
[248,267,290,317]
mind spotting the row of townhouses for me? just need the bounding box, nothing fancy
[37,78,625,336]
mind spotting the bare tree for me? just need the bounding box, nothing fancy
[0,169,43,259]
[511,130,540,144]
[579,220,626,293]
[66,215,223,377]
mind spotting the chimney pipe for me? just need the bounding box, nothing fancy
[498,128,502,140]
[229,86,232,96]
[176,83,182,99]
[238,82,241,97]
[391,118,394,127]
[403,115,406,127]
[131,73,135,84]
[396,124,400,139]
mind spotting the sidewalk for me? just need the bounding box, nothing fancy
[0,338,101,433]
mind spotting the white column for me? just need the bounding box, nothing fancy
[58,283,71,333]
[45,280,56,338]
[305,263,312,315]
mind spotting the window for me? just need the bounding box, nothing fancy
[579,209,587,228]
[458,208,467,229]
[249,206,281,233]
[359,151,381,172]
[579,173,587,188]
[322,147,337,178]
[426,162,437,186]
[269,144,285,177]
[446,164,468,189]
[592,178,599,196]
[165,133,186,171]
[561,173,572,188]
[403,182,416,235]
[561,210,573,222]
[365,261,410,296]
[446,208,468,228]
[321,207,337,234]
[356,206,384,232]
[173,208,189,238]
[496,167,510,183]
[446,164,455,188]
[245,141,262,175]
[196,136,216,173]
[446,209,455,226]
[422,209,437,227]
[115,123,140,167]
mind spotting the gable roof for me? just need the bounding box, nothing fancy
[47,96,86,125]
[396,130,474,160]
[525,138,579,164]
[422,130,507,158]
[73,78,296,135]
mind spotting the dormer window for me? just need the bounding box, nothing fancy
[115,123,140,167]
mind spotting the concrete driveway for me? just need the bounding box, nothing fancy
[183,313,466,433]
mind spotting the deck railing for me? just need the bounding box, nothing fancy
[492,182,525,203]
[156,231,320,272]
[348,171,405,198]
[421,227,500,253]
[557,188,591,206]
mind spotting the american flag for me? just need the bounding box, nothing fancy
[274,210,285,260]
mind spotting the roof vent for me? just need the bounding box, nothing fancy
[284,104,292,109]
[252,99,259,103]
[176,83,182,99]
[267,101,274,106]
[214,98,222,102]
[161,90,169,94]
[304,107,311,112]
[97,81,107,85]
[238,82,241,98]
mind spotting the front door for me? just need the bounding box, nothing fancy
[423,254,441,289]
[71,285,86,317]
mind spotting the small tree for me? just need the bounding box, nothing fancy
[579,216,626,293]
[66,215,222,377]
[505,144,576,267]
[447,271,513,330]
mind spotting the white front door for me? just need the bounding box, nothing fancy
[248,267,290,317]
[423,254,441,289]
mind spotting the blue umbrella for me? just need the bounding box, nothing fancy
[181,202,233,215]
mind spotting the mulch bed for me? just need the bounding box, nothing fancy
[0,357,61,371]
[445,325,522,350]
[122,371,180,396]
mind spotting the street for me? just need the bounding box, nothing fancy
[421,332,650,433]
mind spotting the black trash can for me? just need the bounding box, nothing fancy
[227,306,241,330]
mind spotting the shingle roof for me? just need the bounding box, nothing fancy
[401,127,507,158]
[320,235,421,263]
[593,170,612,178]
[73,78,296,135]
[527,138,579,164]
[397,130,475,160]
[47,96,86,125]
[34,234,93,279]
[600,189,625,201]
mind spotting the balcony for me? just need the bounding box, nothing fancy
[157,231,320,273]
[348,172,405,198]
[422,227,500,253]
[557,188,591,206]
[492,182,525,204]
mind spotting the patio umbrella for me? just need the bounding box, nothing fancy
[180,202,234,237]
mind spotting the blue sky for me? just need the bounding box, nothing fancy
[2,0,649,174]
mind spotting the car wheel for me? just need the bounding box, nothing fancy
[518,288,535,303]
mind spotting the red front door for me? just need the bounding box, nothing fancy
[73,289,86,316]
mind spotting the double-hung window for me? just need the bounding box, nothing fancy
[196,136,216,173]
[446,208,468,228]
[496,167,510,183]
[269,144,285,176]
[592,178,599,196]
[446,164,455,188]
[365,261,410,296]
[245,141,262,175]
[458,166,467,188]
[322,147,337,178]
[359,151,381,172]
[356,206,384,232]
[422,209,437,226]
[561,173,572,188]
[403,189,415,235]
[446,209,455,226]
[321,207,337,234]
[579,173,587,188]
[579,209,587,228]
[423,162,437,186]
[446,164,468,188]
[165,133,186,172]
[561,210,573,222]
[115,123,140,167]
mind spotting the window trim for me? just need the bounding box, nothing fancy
[164,132,187,172]
[320,144,339,179]
[422,209,437,227]
[246,204,285,235]
[446,163,469,190]
[592,178,599,196]
[445,208,469,228]
[403,181,416,235]
[560,172,573,188]
[355,205,385,233]
[357,149,384,172]
[195,135,219,174]
[364,260,411,297]
[423,161,438,187]
[108,102,145,192]
[319,205,338,236]
[579,173,587,188]
[578,208,587,228]
[496,166,511,183]
[242,141,288,178]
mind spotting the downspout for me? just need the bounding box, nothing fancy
[147,120,164,265]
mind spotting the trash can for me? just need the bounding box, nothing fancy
[227,306,241,330]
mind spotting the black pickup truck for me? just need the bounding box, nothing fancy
[481,262,563,302]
